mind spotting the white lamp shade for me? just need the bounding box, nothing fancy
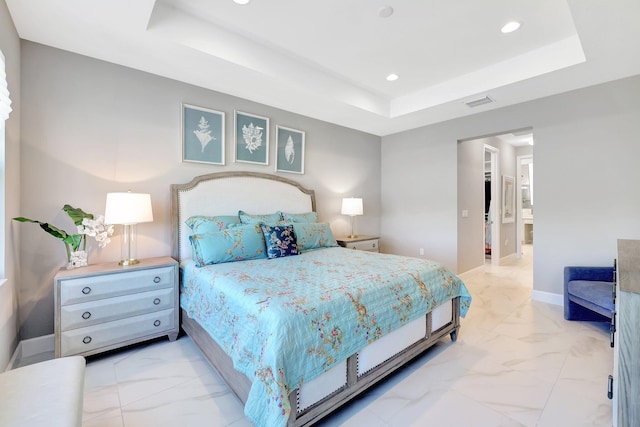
[104,192,154,225]
[341,197,363,216]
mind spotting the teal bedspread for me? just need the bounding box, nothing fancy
[180,247,471,427]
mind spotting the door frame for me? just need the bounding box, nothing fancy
[516,154,533,259]
[484,144,500,266]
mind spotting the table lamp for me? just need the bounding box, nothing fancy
[104,192,153,265]
[341,197,363,238]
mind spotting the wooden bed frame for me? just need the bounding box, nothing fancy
[171,172,461,426]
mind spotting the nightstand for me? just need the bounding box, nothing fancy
[54,256,179,358]
[336,235,380,253]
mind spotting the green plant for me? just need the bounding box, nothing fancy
[13,204,112,266]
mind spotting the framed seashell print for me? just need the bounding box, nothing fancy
[234,111,269,165]
[182,103,225,165]
[275,125,305,174]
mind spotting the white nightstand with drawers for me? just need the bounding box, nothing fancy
[54,256,179,358]
[336,235,380,253]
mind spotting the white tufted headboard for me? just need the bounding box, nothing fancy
[170,172,316,262]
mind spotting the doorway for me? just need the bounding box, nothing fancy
[457,129,533,274]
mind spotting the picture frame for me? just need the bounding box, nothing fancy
[275,125,305,174]
[234,111,269,165]
[502,175,515,223]
[182,103,225,165]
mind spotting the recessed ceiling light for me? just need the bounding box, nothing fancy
[501,21,521,33]
[233,0,251,4]
[378,6,394,18]
[386,73,399,81]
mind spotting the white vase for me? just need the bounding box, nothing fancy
[67,250,88,269]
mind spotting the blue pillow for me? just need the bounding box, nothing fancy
[185,215,240,233]
[260,224,299,259]
[282,212,318,223]
[239,210,283,225]
[292,222,338,252]
[189,224,266,266]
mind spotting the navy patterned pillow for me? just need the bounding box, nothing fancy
[260,224,299,259]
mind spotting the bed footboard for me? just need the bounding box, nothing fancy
[181,296,460,427]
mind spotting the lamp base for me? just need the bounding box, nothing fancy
[119,224,139,267]
[347,215,359,240]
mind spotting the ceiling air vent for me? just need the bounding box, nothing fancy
[464,96,494,108]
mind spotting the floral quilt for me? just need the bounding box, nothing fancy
[180,247,471,427]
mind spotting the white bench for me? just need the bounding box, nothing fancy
[0,356,85,427]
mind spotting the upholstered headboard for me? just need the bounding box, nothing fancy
[170,172,316,262]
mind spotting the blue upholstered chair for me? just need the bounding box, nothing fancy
[564,266,615,321]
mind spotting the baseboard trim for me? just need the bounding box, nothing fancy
[6,334,55,371]
[500,253,518,264]
[531,290,563,306]
[5,343,21,372]
[23,334,54,356]
[458,264,485,278]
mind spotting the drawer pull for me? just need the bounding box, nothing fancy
[153,298,161,305]
[610,311,616,348]
[82,311,92,320]
[154,320,161,327]
[153,276,161,284]
[82,286,92,295]
[608,375,614,399]
[82,336,92,344]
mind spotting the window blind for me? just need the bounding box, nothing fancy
[0,50,12,121]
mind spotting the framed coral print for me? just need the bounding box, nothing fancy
[502,175,515,223]
[275,125,305,174]
[234,111,269,165]
[182,104,225,165]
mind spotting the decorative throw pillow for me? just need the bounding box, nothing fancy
[238,210,283,225]
[292,222,338,252]
[260,224,299,259]
[185,215,240,233]
[282,211,318,223]
[189,224,266,266]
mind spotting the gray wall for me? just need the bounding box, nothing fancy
[456,138,485,272]
[0,0,20,370]
[18,42,381,339]
[382,74,640,298]
[381,126,458,270]
[456,136,518,273]
[516,146,533,157]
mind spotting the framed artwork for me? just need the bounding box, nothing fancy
[502,175,515,223]
[234,111,269,165]
[182,104,225,165]
[275,125,305,174]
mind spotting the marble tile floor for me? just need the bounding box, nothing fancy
[82,246,613,426]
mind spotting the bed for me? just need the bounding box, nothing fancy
[171,171,471,427]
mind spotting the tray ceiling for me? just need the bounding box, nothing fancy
[6,0,640,135]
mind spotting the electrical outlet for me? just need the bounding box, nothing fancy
[505,239,508,245]
[462,210,469,218]
[419,248,424,256]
